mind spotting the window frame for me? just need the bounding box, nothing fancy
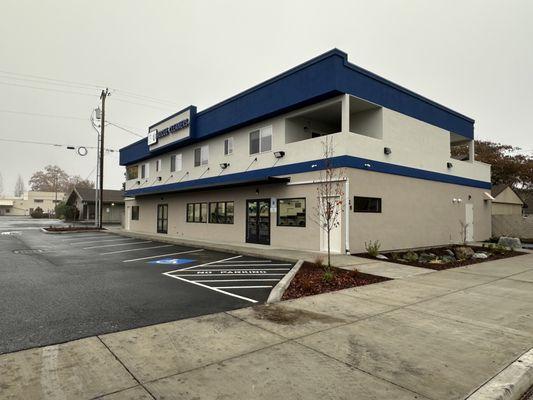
[170,153,182,173]
[249,125,272,155]
[186,202,208,223]
[140,163,149,179]
[224,137,234,156]
[277,198,306,227]
[126,165,138,180]
[131,206,140,220]
[194,145,209,167]
[209,201,235,224]
[155,159,162,172]
[353,196,382,213]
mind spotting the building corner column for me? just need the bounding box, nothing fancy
[342,94,350,133]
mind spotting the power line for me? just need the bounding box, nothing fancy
[0,137,117,152]
[0,68,180,107]
[106,121,144,138]
[0,109,89,121]
[0,80,99,98]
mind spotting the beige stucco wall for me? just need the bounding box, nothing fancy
[492,214,533,238]
[0,191,65,216]
[346,169,491,252]
[125,168,491,253]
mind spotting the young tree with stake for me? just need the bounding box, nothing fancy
[313,136,345,280]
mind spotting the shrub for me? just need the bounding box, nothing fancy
[365,240,381,257]
[403,251,419,262]
[323,270,334,282]
[492,244,509,255]
[30,207,45,219]
[54,202,78,221]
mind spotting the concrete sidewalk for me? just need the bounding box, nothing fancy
[110,228,431,279]
[2,254,533,399]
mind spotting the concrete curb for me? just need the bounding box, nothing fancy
[266,260,304,303]
[40,228,107,234]
[467,348,533,400]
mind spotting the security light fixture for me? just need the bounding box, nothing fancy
[364,163,371,168]
[274,151,285,159]
[136,180,141,185]
[157,176,162,181]
[447,162,453,169]
[384,147,392,155]
[220,162,230,169]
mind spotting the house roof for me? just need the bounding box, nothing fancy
[69,188,124,203]
[120,49,475,166]
[491,184,509,197]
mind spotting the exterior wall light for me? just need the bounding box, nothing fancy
[384,147,392,155]
[364,163,371,168]
[157,176,162,181]
[220,162,230,169]
[447,162,453,169]
[136,180,141,185]
[274,151,285,159]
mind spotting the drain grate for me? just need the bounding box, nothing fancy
[13,249,45,255]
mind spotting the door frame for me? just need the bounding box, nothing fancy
[245,198,271,245]
[319,195,342,254]
[157,203,168,234]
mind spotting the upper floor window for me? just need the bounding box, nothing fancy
[194,145,209,167]
[126,165,138,180]
[141,163,149,179]
[353,196,382,213]
[170,154,182,173]
[224,137,234,155]
[155,159,162,172]
[249,125,272,155]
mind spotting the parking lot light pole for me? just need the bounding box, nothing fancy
[98,89,109,229]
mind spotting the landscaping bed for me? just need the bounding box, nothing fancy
[42,226,106,232]
[356,244,524,271]
[281,262,389,301]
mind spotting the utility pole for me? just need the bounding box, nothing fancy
[98,88,109,229]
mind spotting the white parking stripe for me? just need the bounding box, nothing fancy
[196,279,280,282]
[101,244,173,255]
[163,273,257,303]
[200,264,291,267]
[165,255,243,273]
[170,273,286,277]
[122,249,203,263]
[184,268,291,272]
[213,286,273,289]
[83,241,151,249]
[68,238,135,245]
[216,260,272,263]
[62,235,113,241]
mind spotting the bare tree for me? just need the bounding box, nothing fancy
[313,136,345,277]
[14,174,25,197]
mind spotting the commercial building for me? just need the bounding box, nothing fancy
[119,49,492,253]
[65,187,125,223]
[0,191,65,216]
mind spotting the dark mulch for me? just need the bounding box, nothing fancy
[43,226,107,232]
[356,246,525,271]
[281,262,389,301]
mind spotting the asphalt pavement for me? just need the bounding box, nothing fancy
[0,217,292,354]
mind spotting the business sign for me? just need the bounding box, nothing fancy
[148,258,195,265]
[148,106,196,151]
[148,119,190,146]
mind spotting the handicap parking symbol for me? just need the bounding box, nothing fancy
[148,258,195,265]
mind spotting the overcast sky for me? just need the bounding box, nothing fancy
[1,0,532,195]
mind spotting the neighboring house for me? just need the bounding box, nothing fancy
[0,191,65,216]
[491,184,524,215]
[118,49,492,253]
[65,188,125,223]
[517,189,532,215]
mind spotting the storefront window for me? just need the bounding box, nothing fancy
[209,201,234,224]
[277,198,306,227]
[187,202,207,223]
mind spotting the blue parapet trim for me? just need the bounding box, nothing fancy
[124,156,491,197]
[120,49,476,166]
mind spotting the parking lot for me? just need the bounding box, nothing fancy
[0,220,293,354]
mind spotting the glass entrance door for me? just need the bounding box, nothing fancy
[246,199,270,245]
[157,204,168,234]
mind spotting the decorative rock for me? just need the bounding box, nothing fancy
[497,236,522,250]
[418,252,437,263]
[453,246,475,260]
[376,254,388,260]
[472,252,488,259]
[444,249,455,256]
[441,255,456,263]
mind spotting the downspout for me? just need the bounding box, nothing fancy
[345,177,350,254]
